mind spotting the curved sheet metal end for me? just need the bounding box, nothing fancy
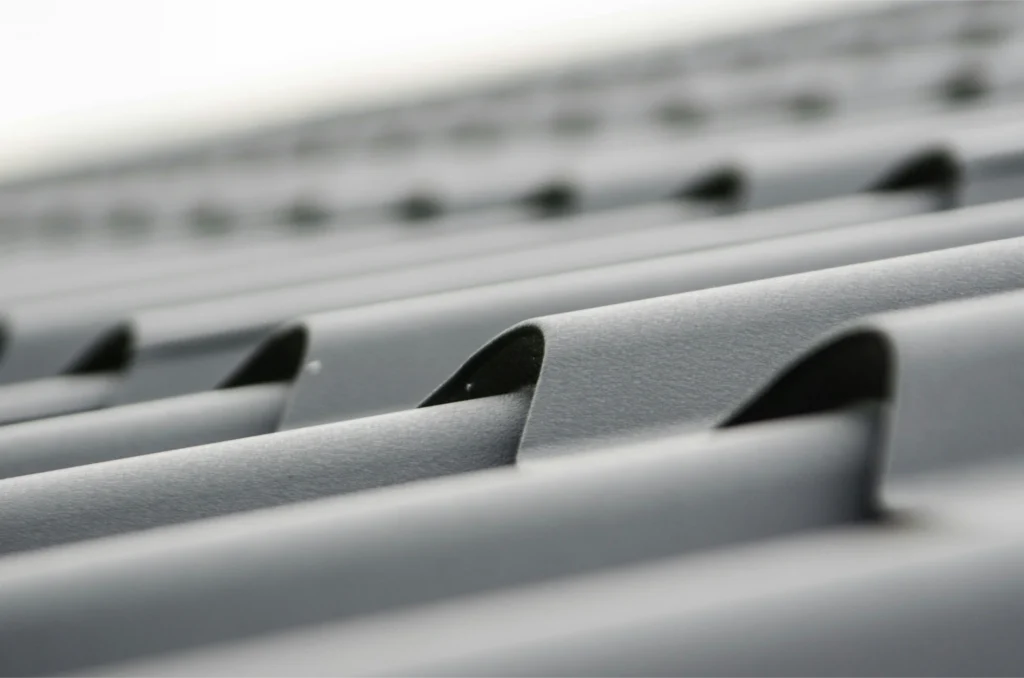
[676,164,744,212]
[65,323,136,375]
[422,323,545,407]
[871,145,960,209]
[723,329,893,428]
[220,324,310,389]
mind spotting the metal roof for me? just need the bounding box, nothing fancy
[2,1,1024,675]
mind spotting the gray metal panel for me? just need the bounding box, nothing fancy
[0,390,531,556]
[950,120,1024,206]
[568,136,734,209]
[421,140,579,212]
[708,119,942,210]
[724,287,1024,480]
[0,374,119,425]
[5,8,1024,676]
[351,468,1024,678]
[421,235,1024,458]
[277,204,1024,429]
[557,109,955,208]
[0,208,595,384]
[3,235,1024,564]
[0,191,928,469]
[571,108,1011,211]
[6,104,1015,313]
[0,383,287,479]
[118,189,930,406]
[0,224,399,302]
[207,508,1024,678]
[0,408,874,676]
[20,275,1024,675]
[92,288,1024,677]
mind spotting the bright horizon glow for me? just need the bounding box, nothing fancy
[0,0,858,180]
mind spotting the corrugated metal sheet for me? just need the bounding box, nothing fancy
[2,1,1024,675]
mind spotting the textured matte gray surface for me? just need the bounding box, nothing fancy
[116,189,929,405]
[10,270,1024,673]
[128,197,1024,423]
[184,508,1024,678]
[303,226,1024,432]
[732,288,1024,479]
[7,107,1023,391]
[0,390,530,555]
[13,224,1018,483]
[92,287,1024,677]
[0,408,877,675]
[434,252,958,453]
[0,383,288,479]
[0,224,402,304]
[0,214,563,384]
[0,374,118,425]
[3,4,1024,675]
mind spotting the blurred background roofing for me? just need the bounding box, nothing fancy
[0,0,858,180]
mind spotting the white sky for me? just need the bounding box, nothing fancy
[0,0,859,179]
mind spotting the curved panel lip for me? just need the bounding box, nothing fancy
[64,322,137,376]
[520,179,579,219]
[745,136,949,209]
[220,324,310,389]
[722,327,893,429]
[870,144,961,209]
[678,131,950,214]
[676,163,745,212]
[423,323,546,407]
[721,287,1024,512]
[219,322,311,431]
[419,234,1024,465]
[422,322,546,458]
